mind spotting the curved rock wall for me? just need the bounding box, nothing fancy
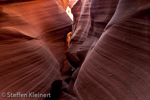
[67,0,91,67]
[56,0,69,10]
[1,0,150,100]
[73,0,150,100]
[68,0,119,66]
[0,0,73,100]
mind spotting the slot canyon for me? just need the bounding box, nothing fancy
[0,0,150,100]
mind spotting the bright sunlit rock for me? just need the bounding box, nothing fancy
[66,6,73,20]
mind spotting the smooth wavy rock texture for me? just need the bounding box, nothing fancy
[67,0,119,97]
[56,0,69,10]
[67,0,91,67]
[67,0,119,66]
[1,0,150,100]
[74,0,150,100]
[0,0,73,100]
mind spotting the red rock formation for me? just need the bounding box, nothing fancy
[56,0,69,10]
[74,0,150,100]
[67,0,91,67]
[68,0,119,66]
[0,0,73,100]
[0,28,62,100]
[67,0,119,97]
[1,0,150,100]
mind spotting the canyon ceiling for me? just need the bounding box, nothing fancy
[0,0,150,100]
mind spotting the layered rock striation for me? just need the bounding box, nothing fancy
[72,0,150,100]
[0,0,73,100]
[1,0,150,100]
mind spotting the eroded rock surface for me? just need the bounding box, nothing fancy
[1,0,150,100]
[73,0,150,100]
[0,0,73,100]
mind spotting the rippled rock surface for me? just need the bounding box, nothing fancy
[0,0,73,100]
[1,0,150,100]
[73,0,150,100]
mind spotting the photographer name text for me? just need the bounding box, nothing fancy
[1,92,51,98]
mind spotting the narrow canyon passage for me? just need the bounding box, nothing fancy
[0,0,150,100]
